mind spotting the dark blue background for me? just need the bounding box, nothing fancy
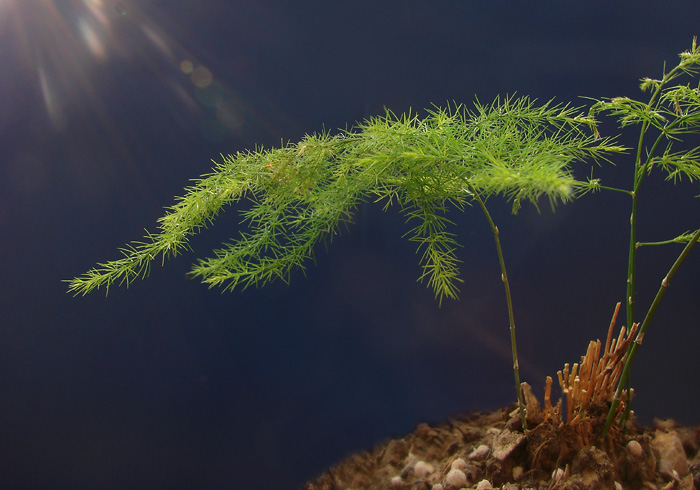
[2,1,700,488]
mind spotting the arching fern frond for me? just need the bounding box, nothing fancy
[68,97,623,298]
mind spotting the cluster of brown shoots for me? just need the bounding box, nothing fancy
[520,303,639,426]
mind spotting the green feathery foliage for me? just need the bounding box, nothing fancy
[68,96,621,302]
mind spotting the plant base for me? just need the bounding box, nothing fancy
[303,406,699,490]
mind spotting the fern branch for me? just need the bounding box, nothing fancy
[69,97,622,298]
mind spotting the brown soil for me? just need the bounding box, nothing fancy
[302,406,700,490]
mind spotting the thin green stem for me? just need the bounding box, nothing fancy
[625,68,673,328]
[618,69,682,428]
[626,128,647,332]
[621,139,644,430]
[468,184,527,431]
[602,227,700,437]
[638,229,700,247]
[596,185,635,196]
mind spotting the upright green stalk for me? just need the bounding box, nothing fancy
[625,77,666,328]
[469,184,527,431]
[621,117,648,427]
[624,58,673,327]
[625,149,641,330]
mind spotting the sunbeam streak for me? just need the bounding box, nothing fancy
[1,0,278,210]
[2,0,267,139]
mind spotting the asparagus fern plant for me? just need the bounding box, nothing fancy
[69,40,700,436]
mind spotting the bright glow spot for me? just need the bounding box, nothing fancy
[180,60,194,74]
[81,0,109,27]
[191,66,213,88]
[78,17,107,60]
[38,66,66,130]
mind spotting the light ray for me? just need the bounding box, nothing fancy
[1,0,277,210]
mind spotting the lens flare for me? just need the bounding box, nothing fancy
[1,0,271,207]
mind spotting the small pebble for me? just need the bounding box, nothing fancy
[445,468,467,488]
[432,485,444,490]
[512,466,524,481]
[390,475,403,487]
[652,430,690,477]
[476,479,493,490]
[468,444,490,460]
[627,440,643,457]
[451,457,467,470]
[414,460,434,478]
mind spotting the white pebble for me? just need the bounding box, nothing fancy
[468,444,490,460]
[432,485,444,490]
[476,479,493,490]
[445,468,467,488]
[414,460,434,478]
[450,457,467,470]
[627,440,643,457]
[552,468,565,481]
[614,482,623,490]
[390,475,403,487]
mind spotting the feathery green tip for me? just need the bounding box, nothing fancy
[69,97,621,301]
